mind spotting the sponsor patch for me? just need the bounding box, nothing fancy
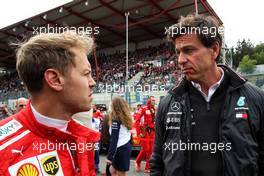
[0,119,23,140]
[8,156,42,176]
[170,102,181,112]
[38,151,63,175]
[165,101,182,130]
[8,151,63,176]
[41,156,59,175]
[165,126,180,130]
[235,96,249,120]
[17,163,39,176]
[237,96,246,107]
[236,113,248,119]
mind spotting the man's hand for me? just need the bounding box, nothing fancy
[106,159,112,165]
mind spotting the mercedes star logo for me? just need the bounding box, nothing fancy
[171,102,180,112]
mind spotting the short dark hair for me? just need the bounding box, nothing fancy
[168,14,223,61]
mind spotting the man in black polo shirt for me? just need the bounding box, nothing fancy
[150,14,264,176]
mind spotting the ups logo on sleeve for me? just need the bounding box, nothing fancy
[41,156,59,175]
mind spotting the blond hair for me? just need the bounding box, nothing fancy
[15,31,94,93]
[109,96,133,130]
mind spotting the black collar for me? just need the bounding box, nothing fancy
[169,65,246,96]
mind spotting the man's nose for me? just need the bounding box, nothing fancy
[89,77,96,88]
[178,53,187,65]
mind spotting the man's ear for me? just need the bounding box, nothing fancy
[44,69,64,91]
[211,42,220,61]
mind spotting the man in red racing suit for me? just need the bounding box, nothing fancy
[0,31,100,175]
[0,102,100,176]
[134,96,156,173]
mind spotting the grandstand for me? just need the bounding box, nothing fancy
[0,0,222,108]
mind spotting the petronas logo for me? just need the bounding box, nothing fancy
[17,163,39,176]
[237,96,246,107]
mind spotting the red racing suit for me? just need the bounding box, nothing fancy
[134,103,155,170]
[0,102,100,176]
[93,110,104,121]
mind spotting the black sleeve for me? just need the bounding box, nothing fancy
[258,92,264,175]
[150,98,167,175]
[107,120,120,161]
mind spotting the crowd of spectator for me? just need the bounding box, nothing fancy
[88,43,178,92]
[0,43,179,97]
[0,72,26,99]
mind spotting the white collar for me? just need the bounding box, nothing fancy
[31,104,69,132]
[191,68,224,102]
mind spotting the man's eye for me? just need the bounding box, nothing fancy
[184,48,194,54]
